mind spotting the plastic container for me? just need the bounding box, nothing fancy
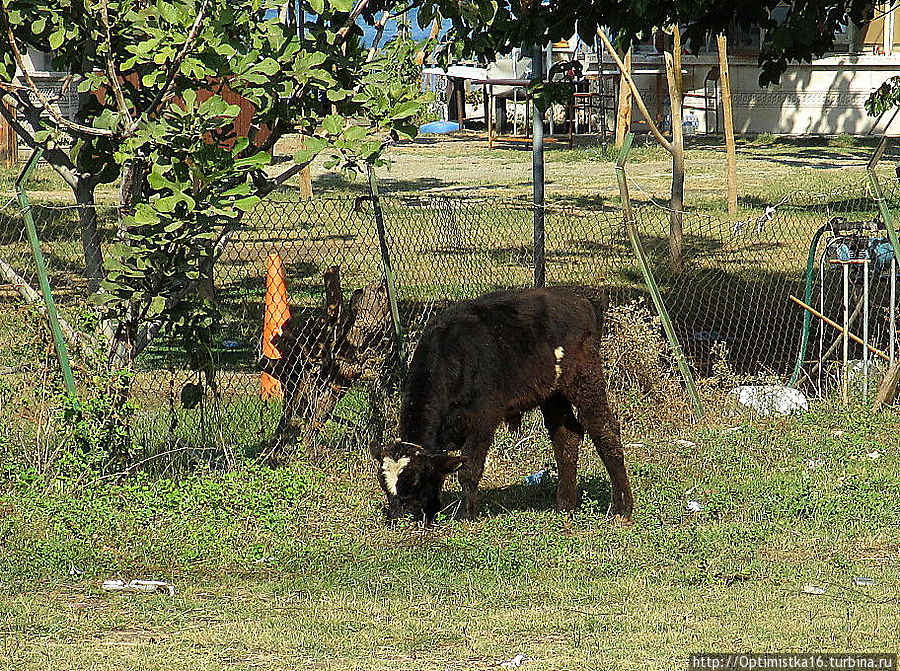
[419,120,460,134]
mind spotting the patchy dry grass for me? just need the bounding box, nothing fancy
[2,408,900,670]
[281,133,900,216]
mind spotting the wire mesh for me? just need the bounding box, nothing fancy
[2,177,899,463]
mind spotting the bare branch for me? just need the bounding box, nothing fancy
[366,11,390,62]
[336,0,373,43]
[257,158,317,196]
[125,0,210,135]
[596,28,673,154]
[0,0,116,138]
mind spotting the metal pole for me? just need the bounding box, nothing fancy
[17,148,77,398]
[864,257,870,398]
[842,262,849,404]
[367,166,406,374]
[891,257,896,365]
[532,43,546,288]
[616,133,704,419]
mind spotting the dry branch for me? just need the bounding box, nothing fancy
[0,254,93,354]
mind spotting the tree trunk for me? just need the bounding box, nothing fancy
[665,50,685,274]
[75,181,105,291]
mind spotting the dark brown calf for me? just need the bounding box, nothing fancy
[372,287,633,524]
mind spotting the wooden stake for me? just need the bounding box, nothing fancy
[665,49,685,274]
[0,101,17,168]
[789,295,890,362]
[297,136,313,198]
[717,33,738,214]
[614,48,632,149]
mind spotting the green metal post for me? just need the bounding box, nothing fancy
[867,138,900,273]
[17,148,77,398]
[615,134,705,419]
[368,166,406,374]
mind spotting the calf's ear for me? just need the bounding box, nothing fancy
[438,455,467,475]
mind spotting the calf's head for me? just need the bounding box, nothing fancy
[370,441,465,523]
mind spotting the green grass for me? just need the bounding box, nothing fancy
[1,407,899,669]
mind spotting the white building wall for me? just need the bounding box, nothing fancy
[614,53,900,136]
[677,55,900,136]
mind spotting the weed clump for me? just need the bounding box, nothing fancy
[602,300,687,426]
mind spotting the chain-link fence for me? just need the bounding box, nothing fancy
[2,176,900,465]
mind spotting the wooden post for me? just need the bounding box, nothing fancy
[614,48,632,149]
[673,27,682,101]
[0,101,18,168]
[717,33,738,215]
[297,137,313,198]
[665,50,685,274]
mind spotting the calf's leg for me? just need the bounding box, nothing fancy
[566,365,634,522]
[540,393,584,511]
[456,427,497,520]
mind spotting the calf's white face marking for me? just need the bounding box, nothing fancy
[554,346,565,382]
[382,456,410,495]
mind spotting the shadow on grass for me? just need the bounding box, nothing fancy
[444,474,613,517]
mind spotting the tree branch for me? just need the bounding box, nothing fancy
[125,0,210,136]
[0,90,81,188]
[336,0,373,43]
[0,0,115,138]
[98,0,134,126]
[257,157,317,196]
[596,28,673,154]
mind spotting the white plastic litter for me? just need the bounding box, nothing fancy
[729,385,808,416]
[801,583,827,595]
[102,579,175,596]
[674,439,697,448]
[686,501,703,513]
[806,459,825,470]
[499,655,526,668]
[867,451,882,460]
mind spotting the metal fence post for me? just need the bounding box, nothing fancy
[367,166,406,373]
[615,134,704,420]
[532,43,546,288]
[17,147,77,398]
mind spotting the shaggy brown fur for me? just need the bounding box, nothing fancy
[372,287,634,524]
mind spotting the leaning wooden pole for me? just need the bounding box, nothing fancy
[614,48,633,149]
[717,33,738,215]
[616,134,704,420]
